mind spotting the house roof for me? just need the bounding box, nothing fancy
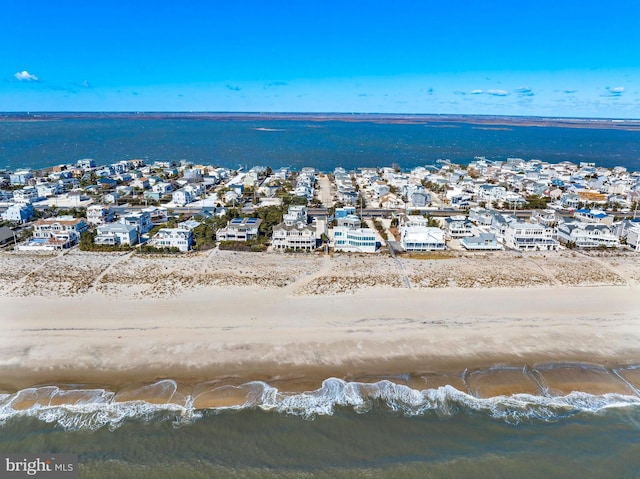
[0,226,16,244]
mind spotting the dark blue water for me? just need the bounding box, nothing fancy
[1,378,640,478]
[1,117,639,172]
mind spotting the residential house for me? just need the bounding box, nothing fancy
[469,207,495,226]
[530,209,558,227]
[103,192,119,204]
[87,205,115,225]
[626,225,640,252]
[503,219,558,251]
[573,209,614,226]
[379,192,405,209]
[337,214,361,229]
[152,182,173,195]
[94,223,138,246]
[1,202,34,224]
[272,222,317,251]
[149,228,193,252]
[333,227,377,253]
[461,232,502,250]
[76,159,96,169]
[560,193,581,209]
[400,225,446,252]
[9,170,33,186]
[36,183,63,198]
[13,187,42,203]
[131,177,151,190]
[16,230,79,251]
[0,226,17,246]
[216,217,262,242]
[33,216,88,239]
[119,210,153,235]
[557,219,619,248]
[143,206,169,224]
[444,215,474,238]
[334,206,356,219]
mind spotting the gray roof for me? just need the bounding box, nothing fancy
[0,226,15,244]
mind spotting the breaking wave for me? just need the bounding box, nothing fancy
[1,378,639,431]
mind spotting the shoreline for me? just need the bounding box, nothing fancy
[1,250,639,401]
[2,284,639,394]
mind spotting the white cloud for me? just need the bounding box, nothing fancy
[14,70,39,81]
[605,86,625,97]
[486,89,509,97]
[470,89,483,95]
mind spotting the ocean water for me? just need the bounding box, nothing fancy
[1,116,640,172]
[1,371,640,478]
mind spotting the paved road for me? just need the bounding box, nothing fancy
[317,175,333,207]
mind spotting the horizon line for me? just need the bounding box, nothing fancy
[1,111,640,122]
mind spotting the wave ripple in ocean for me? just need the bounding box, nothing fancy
[1,377,639,432]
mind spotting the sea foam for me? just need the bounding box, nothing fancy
[1,378,639,431]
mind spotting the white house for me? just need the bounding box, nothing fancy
[172,188,194,206]
[16,230,79,251]
[503,219,559,251]
[333,227,377,253]
[152,182,173,195]
[469,207,494,226]
[573,209,614,226]
[626,225,640,252]
[272,222,317,251]
[443,215,474,238]
[400,225,445,252]
[33,216,88,239]
[87,205,115,225]
[119,210,152,235]
[557,220,619,248]
[103,192,119,204]
[216,217,262,242]
[94,223,138,246]
[9,170,33,186]
[2,203,34,224]
[149,228,193,252]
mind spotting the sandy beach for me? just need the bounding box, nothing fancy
[1,249,639,403]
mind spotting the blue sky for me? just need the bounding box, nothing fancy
[2,0,639,117]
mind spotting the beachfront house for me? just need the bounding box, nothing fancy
[272,205,317,251]
[148,228,193,252]
[443,215,474,238]
[461,232,502,251]
[625,225,640,252]
[272,222,317,251]
[556,219,619,248]
[16,230,79,251]
[333,226,377,253]
[33,216,88,239]
[94,223,138,246]
[216,217,262,242]
[503,219,559,251]
[399,225,446,252]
